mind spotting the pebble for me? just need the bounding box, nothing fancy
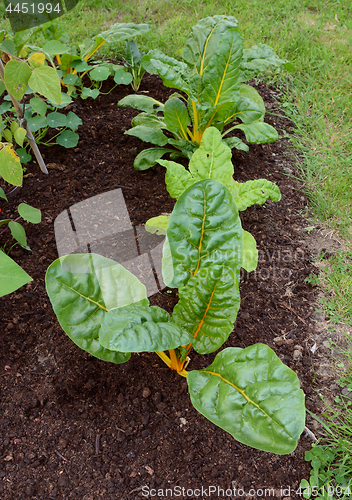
[142,387,151,398]
[293,350,302,360]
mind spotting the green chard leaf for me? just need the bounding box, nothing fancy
[118,94,164,114]
[125,125,169,146]
[242,230,258,272]
[233,121,278,144]
[172,265,240,354]
[99,304,193,352]
[231,179,281,211]
[187,344,306,454]
[133,147,176,171]
[166,179,243,288]
[145,215,170,235]
[164,97,191,140]
[45,254,148,363]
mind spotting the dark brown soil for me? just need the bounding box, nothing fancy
[0,74,319,499]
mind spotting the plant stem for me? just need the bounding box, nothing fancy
[0,59,49,175]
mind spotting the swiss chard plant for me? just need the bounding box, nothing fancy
[123,40,147,92]
[46,176,305,455]
[145,126,281,274]
[118,15,289,171]
[47,22,151,100]
[0,201,41,297]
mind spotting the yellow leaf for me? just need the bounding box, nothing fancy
[28,52,45,69]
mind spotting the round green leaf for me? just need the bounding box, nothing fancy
[113,67,133,85]
[62,73,79,85]
[66,112,82,131]
[45,253,148,363]
[81,87,100,99]
[18,203,41,224]
[16,148,32,164]
[26,115,48,133]
[4,59,31,101]
[56,130,79,148]
[47,112,67,128]
[0,102,12,115]
[89,66,111,82]
[187,344,306,454]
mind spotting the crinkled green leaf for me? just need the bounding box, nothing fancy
[187,344,306,454]
[189,127,234,186]
[99,304,193,352]
[0,143,22,186]
[200,28,242,109]
[164,97,190,139]
[141,50,190,92]
[118,94,164,114]
[29,66,61,105]
[223,136,249,151]
[239,84,265,121]
[241,44,289,80]
[157,159,193,199]
[242,230,258,272]
[0,251,32,298]
[166,179,242,288]
[45,253,148,363]
[125,125,168,146]
[231,179,281,211]
[131,112,165,129]
[4,59,31,101]
[83,22,150,60]
[134,147,175,171]
[182,15,239,74]
[173,265,240,354]
[18,203,41,224]
[234,121,278,144]
[228,97,264,124]
[145,215,170,235]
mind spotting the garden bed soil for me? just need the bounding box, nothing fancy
[0,74,325,499]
